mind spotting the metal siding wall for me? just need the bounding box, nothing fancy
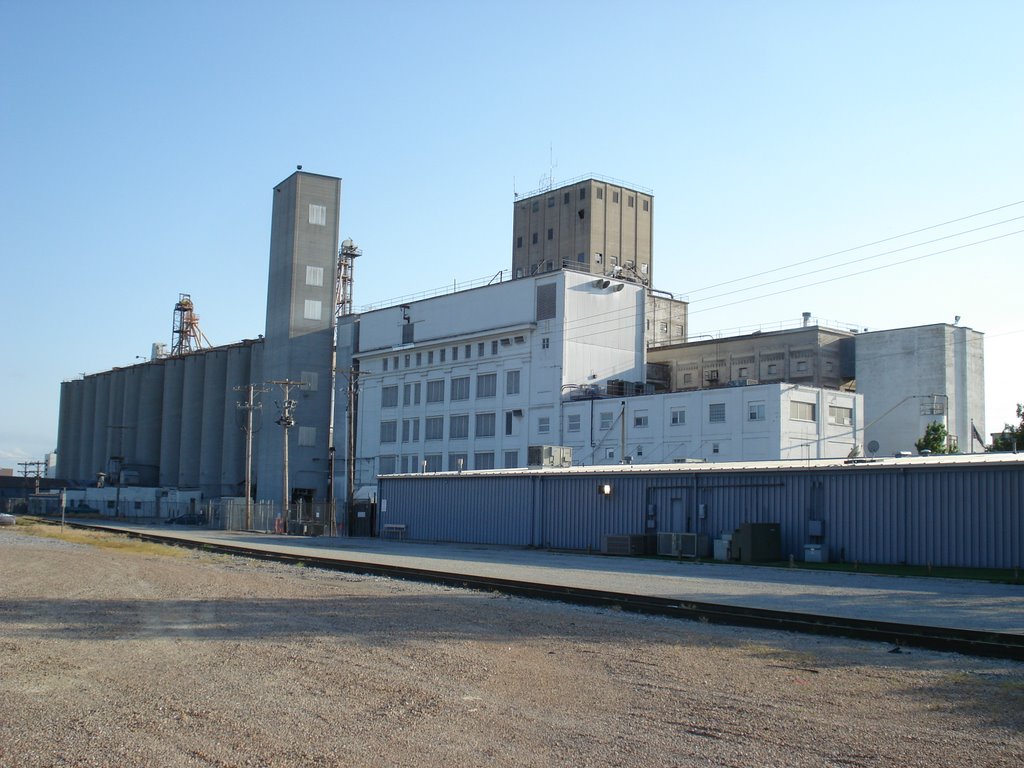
[378,463,1024,568]
[108,369,127,469]
[56,380,77,481]
[378,476,532,545]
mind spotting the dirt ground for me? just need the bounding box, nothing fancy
[1,524,1022,768]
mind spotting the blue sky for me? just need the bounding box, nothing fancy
[2,1,1022,465]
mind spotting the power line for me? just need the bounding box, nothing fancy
[684,198,1024,296]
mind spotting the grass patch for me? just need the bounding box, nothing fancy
[9,520,188,558]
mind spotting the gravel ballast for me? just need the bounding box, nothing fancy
[1,526,1022,767]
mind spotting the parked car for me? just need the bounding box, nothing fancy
[0,512,16,526]
[164,512,206,526]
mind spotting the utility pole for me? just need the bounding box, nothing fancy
[268,379,307,532]
[235,383,268,530]
[336,367,361,534]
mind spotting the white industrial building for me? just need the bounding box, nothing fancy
[560,383,862,465]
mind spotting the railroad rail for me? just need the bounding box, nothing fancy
[48,520,1024,662]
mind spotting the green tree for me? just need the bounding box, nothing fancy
[915,421,957,454]
[991,404,1024,452]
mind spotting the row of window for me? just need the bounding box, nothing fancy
[527,189,649,211]
[580,402,850,429]
[681,359,835,384]
[381,371,521,408]
[381,338,526,372]
[381,410,524,443]
[380,450,519,474]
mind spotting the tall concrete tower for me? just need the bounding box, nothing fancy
[255,170,341,503]
[512,177,654,286]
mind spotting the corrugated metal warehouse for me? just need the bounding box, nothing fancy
[378,454,1024,569]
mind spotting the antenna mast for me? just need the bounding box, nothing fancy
[337,239,362,317]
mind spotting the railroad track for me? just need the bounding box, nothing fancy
[47,519,1024,662]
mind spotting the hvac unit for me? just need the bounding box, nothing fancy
[527,445,573,468]
[602,534,654,556]
[657,532,711,558]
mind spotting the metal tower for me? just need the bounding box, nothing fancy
[170,293,211,356]
[336,239,361,317]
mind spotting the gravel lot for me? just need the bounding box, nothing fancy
[1,525,1022,768]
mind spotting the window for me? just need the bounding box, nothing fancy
[415,352,422,366]
[474,452,495,470]
[683,373,692,384]
[451,377,470,401]
[748,403,766,422]
[826,360,834,373]
[643,199,649,212]
[426,379,445,403]
[633,410,648,428]
[303,299,322,321]
[579,188,586,200]
[300,371,318,392]
[670,408,685,425]
[383,358,388,372]
[796,360,808,373]
[379,455,397,475]
[600,412,613,430]
[504,450,519,469]
[452,346,458,361]
[305,265,324,287]
[393,356,399,370]
[505,411,516,435]
[738,367,748,378]
[628,195,635,208]
[298,426,316,447]
[709,403,726,423]
[380,421,397,443]
[567,414,581,432]
[402,323,414,344]
[478,342,485,357]
[712,443,720,455]
[532,232,538,245]
[449,414,469,439]
[448,453,467,471]
[704,369,719,382]
[401,418,420,442]
[491,340,499,355]
[476,373,497,398]
[308,203,326,226]
[424,454,443,472]
[829,405,853,426]
[563,192,570,204]
[427,350,433,364]
[465,344,472,359]
[404,354,410,368]
[605,448,616,460]
[541,337,550,349]
[791,401,817,421]
[596,187,603,200]
[547,196,554,208]
[767,363,778,375]
[400,454,419,474]
[545,260,553,272]
[506,369,521,395]
[516,236,523,249]
[475,412,496,438]
[403,382,421,406]
[425,416,444,440]
[547,228,553,241]
[612,191,619,204]
[538,416,550,434]
[636,445,644,457]
[531,200,539,213]
[577,252,586,263]
[381,386,398,408]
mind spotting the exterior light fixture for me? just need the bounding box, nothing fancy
[598,483,612,496]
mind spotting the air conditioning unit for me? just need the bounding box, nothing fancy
[657,532,711,558]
